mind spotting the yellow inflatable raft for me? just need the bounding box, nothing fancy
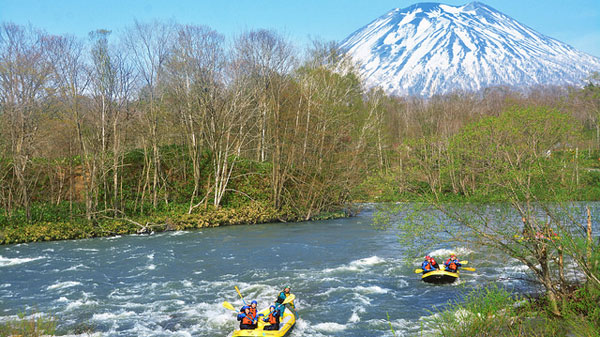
[422,269,459,284]
[231,304,296,337]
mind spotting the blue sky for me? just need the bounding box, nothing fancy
[1,0,599,57]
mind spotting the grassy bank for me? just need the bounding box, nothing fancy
[0,143,352,245]
[429,283,600,337]
[0,201,348,245]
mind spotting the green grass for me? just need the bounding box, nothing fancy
[430,284,600,337]
[0,311,56,337]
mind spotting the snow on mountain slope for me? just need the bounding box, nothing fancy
[340,2,600,97]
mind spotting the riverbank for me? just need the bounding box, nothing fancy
[431,282,600,336]
[0,201,348,245]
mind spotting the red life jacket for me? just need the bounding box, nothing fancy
[249,307,257,317]
[241,313,254,325]
[430,257,437,266]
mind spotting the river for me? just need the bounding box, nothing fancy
[0,204,594,336]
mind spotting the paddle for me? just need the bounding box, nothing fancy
[234,286,247,305]
[415,269,424,273]
[282,294,295,305]
[222,301,237,312]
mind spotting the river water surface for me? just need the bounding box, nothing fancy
[0,205,593,336]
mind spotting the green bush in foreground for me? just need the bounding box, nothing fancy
[432,284,600,337]
[0,312,56,337]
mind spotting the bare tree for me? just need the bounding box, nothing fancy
[233,29,296,164]
[47,34,94,219]
[164,24,225,213]
[89,29,135,217]
[198,54,259,208]
[0,23,53,221]
[124,20,175,208]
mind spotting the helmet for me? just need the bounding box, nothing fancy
[425,255,431,260]
[251,300,257,305]
[270,305,276,309]
[242,305,250,310]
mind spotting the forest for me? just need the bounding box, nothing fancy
[1,21,599,244]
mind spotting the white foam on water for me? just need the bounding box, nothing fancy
[57,296,69,302]
[0,283,10,289]
[92,310,136,321]
[349,311,360,323]
[313,322,348,332]
[73,248,99,252]
[354,293,372,306]
[503,264,529,272]
[0,255,45,267]
[169,231,187,236]
[322,255,386,274]
[397,279,409,288]
[63,264,86,272]
[428,247,474,258]
[147,253,155,260]
[355,285,390,294]
[65,298,98,311]
[47,281,81,290]
[182,280,193,287]
[352,255,386,267]
[147,264,156,270]
[43,248,55,252]
[291,318,326,337]
[181,301,237,329]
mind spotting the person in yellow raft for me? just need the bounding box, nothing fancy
[237,305,257,330]
[275,286,295,310]
[262,304,282,331]
[421,255,440,274]
[444,253,462,273]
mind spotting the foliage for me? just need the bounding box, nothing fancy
[431,282,600,337]
[375,106,599,317]
[0,311,56,337]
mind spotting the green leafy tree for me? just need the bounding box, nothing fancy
[375,107,594,316]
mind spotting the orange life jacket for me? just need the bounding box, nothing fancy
[268,311,279,324]
[241,313,254,325]
[249,307,257,317]
[446,258,457,270]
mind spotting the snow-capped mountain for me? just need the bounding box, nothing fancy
[340,2,600,97]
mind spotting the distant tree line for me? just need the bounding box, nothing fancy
[0,20,599,226]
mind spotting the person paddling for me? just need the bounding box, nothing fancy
[262,304,281,331]
[444,254,462,273]
[237,305,257,330]
[421,256,439,273]
[249,300,258,318]
[276,286,294,309]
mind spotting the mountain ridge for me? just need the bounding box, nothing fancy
[340,2,600,97]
